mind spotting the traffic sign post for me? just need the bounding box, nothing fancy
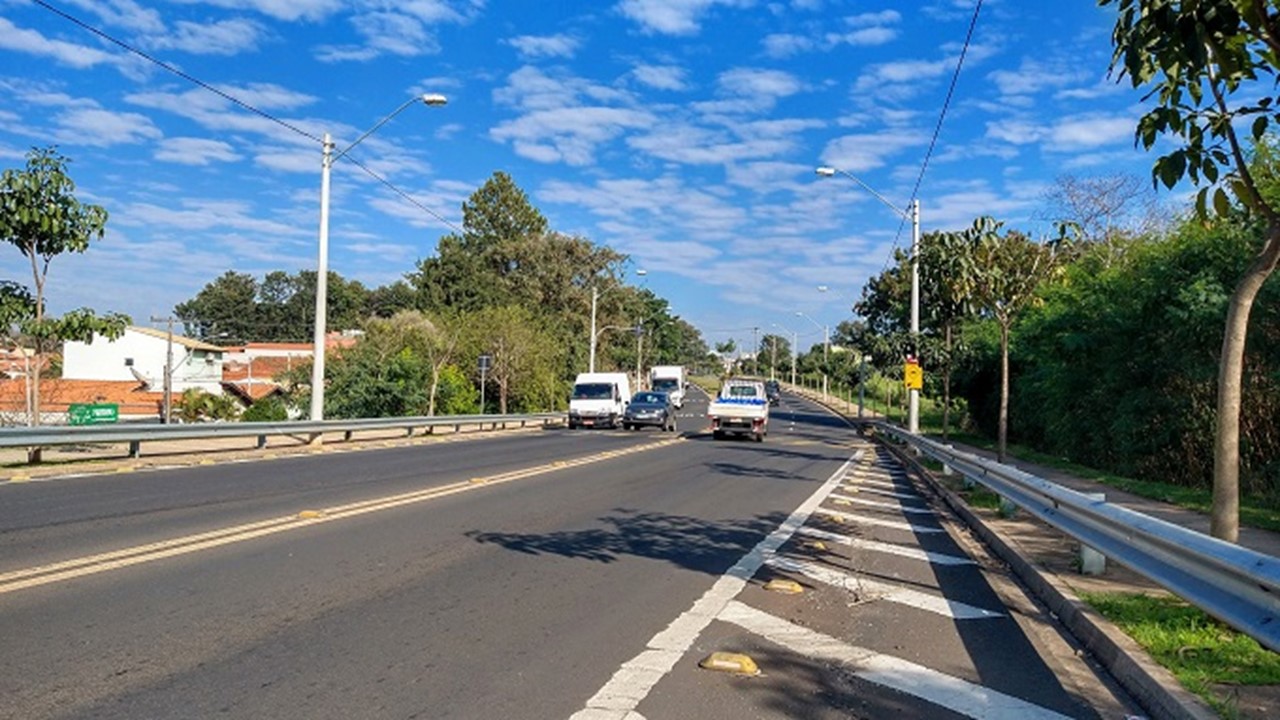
[903,358,923,391]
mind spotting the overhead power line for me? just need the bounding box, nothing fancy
[32,0,461,237]
[31,0,322,143]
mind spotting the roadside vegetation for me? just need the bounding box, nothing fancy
[1082,591,1280,716]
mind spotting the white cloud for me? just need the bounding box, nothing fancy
[1050,115,1136,150]
[719,67,803,99]
[147,18,267,56]
[762,34,813,58]
[114,199,307,238]
[819,130,930,173]
[54,108,163,147]
[64,0,165,33]
[155,137,240,165]
[616,0,751,35]
[847,10,901,27]
[506,34,580,59]
[492,106,656,166]
[165,0,347,22]
[0,18,125,70]
[632,64,689,91]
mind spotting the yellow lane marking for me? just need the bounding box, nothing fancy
[0,437,681,595]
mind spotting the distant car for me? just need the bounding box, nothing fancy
[623,391,677,432]
[764,380,781,406]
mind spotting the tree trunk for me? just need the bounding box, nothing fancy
[942,322,953,440]
[427,365,440,416]
[998,320,1010,464]
[28,254,44,464]
[1210,224,1280,542]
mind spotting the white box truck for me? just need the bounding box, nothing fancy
[649,365,686,408]
[568,372,632,429]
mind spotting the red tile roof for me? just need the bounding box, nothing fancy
[0,379,165,415]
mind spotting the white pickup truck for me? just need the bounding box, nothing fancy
[707,378,769,442]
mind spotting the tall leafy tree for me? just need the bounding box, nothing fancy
[1104,0,1280,540]
[919,229,979,438]
[412,171,550,312]
[465,305,562,413]
[964,218,1060,461]
[0,147,128,452]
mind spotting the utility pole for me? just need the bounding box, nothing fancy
[151,316,176,424]
[634,322,643,389]
[752,326,759,376]
[769,336,777,381]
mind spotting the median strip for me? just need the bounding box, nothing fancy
[0,437,680,595]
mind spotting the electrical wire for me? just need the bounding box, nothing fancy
[30,0,323,144]
[31,0,461,236]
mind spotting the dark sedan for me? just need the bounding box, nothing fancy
[622,391,676,431]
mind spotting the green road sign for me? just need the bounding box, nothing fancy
[69,403,119,426]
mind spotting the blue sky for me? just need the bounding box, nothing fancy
[0,0,1169,351]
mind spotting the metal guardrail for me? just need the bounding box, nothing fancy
[872,421,1280,654]
[0,413,565,460]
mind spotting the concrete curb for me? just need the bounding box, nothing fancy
[878,437,1219,720]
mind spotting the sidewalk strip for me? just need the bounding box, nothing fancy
[766,556,1003,619]
[719,601,1066,720]
[795,526,974,566]
[570,450,863,720]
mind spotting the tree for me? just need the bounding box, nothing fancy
[412,171,550,312]
[918,230,980,438]
[1104,0,1280,541]
[1041,173,1161,264]
[963,217,1060,462]
[465,305,562,413]
[0,147,128,456]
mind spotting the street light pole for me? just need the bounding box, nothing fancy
[311,93,447,423]
[817,165,921,433]
[795,311,828,400]
[589,286,598,373]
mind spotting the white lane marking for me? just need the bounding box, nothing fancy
[841,476,900,490]
[766,556,1003,620]
[571,451,861,720]
[795,526,975,566]
[718,601,1068,720]
[840,485,922,502]
[819,508,944,534]
[829,493,934,515]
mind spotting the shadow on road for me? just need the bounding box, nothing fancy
[466,508,790,576]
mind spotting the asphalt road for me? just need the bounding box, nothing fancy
[0,388,1140,719]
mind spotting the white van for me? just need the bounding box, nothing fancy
[568,372,632,429]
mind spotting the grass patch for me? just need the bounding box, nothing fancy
[1081,591,1280,715]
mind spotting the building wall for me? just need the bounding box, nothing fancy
[63,330,224,393]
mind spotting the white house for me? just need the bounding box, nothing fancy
[63,326,227,394]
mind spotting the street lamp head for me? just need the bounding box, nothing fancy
[815,166,836,177]
[817,285,828,292]
[420,93,448,107]
[635,269,647,277]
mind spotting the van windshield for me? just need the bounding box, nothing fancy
[573,383,614,400]
[652,378,679,392]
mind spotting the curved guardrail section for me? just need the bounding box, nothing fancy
[0,413,565,459]
[873,421,1280,654]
